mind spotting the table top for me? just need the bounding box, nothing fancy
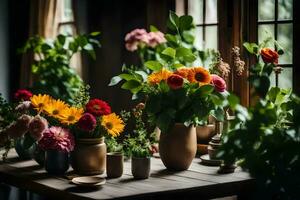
[0,150,255,200]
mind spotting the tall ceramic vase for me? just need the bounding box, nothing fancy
[159,123,197,171]
[72,137,106,175]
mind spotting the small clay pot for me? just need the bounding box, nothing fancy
[131,157,150,179]
[106,152,123,178]
[45,150,69,175]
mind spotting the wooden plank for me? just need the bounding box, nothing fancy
[0,150,255,200]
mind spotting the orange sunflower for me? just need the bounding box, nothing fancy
[58,107,84,125]
[187,67,211,85]
[174,67,190,79]
[147,69,172,85]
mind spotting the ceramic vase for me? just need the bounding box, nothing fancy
[159,123,197,171]
[45,150,69,175]
[72,137,106,175]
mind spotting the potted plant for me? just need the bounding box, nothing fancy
[106,136,124,178]
[121,103,156,179]
[109,12,231,171]
[69,86,125,175]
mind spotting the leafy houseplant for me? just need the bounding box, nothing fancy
[218,40,300,199]
[121,104,155,179]
[20,32,101,104]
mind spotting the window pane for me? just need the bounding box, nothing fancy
[188,0,203,24]
[205,0,218,23]
[279,67,293,89]
[278,23,293,64]
[278,0,293,20]
[258,0,275,21]
[258,24,275,47]
[63,0,74,22]
[270,71,276,87]
[194,26,204,49]
[205,26,218,49]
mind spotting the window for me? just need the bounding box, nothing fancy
[258,0,293,89]
[176,0,219,50]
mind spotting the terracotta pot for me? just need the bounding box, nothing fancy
[131,157,150,179]
[196,124,215,144]
[106,152,123,178]
[159,123,197,171]
[72,137,106,175]
[45,150,69,175]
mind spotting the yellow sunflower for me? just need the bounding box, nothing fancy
[43,99,69,118]
[147,69,172,85]
[187,67,211,85]
[101,113,125,137]
[58,107,84,125]
[30,94,52,112]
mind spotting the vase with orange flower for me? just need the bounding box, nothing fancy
[70,97,125,175]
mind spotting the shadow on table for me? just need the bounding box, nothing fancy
[65,185,102,193]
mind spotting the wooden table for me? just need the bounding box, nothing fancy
[0,150,255,200]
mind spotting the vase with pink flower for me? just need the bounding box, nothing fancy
[39,126,74,175]
[70,91,125,175]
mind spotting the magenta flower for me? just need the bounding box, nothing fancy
[38,126,75,153]
[29,115,48,141]
[5,114,33,139]
[78,113,97,132]
[211,74,227,93]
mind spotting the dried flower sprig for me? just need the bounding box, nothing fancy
[232,46,245,76]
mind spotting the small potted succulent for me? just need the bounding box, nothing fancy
[106,137,124,178]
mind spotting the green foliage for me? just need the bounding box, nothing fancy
[20,32,101,104]
[121,106,155,158]
[106,136,123,153]
[0,94,17,130]
[145,83,228,133]
[218,39,299,199]
[73,84,91,108]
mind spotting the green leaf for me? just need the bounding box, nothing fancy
[135,71,148,82]
[211,108,225,122]
[109,76,122,86]
[165,34,178,45]
[121,80,141,93]
[171,63,185,69]
[179,15,193,31]
[57,34,66,45]
[267,87,280,103]
[243,42,259,55]
[150,25,159,32]
[119,74,137,81]
[161,47,176,59]
[228,94,240,109]
[168,11,179,31]
[176,47,197,62]
[182,31,195,44]
[197,85,215,97]
[145,61,163,71]
[90,31,101,36]
[87,50,96,60]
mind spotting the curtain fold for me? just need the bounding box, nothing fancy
[19,0,62,88]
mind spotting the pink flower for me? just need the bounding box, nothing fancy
[211,74,227,92]
[15,101,31,113]
[38,126,75,153]
[29,115,48,141]
[5,114,33,139]
[147,31,166,48]
[167,74,184,90]
[125,29,149,51]
[78,113,97,132]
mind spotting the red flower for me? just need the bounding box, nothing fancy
[78,113,97,132]
[211,74,226,92]
[14,89,33,102]
[167,74,184,90]
[261,48,279,64]
[86,99,111,116]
